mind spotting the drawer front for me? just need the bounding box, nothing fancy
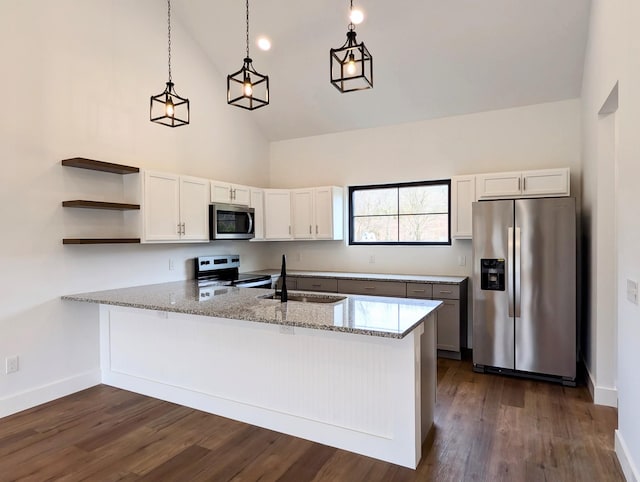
[406,283,433,299]
[296,277,338,292]
[276,276,297,290]
[432,284,460,300]
[337,279,406,297]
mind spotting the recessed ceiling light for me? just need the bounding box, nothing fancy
[350,8,364,24]
[257,36,271,51]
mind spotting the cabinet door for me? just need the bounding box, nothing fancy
[451,175,476,239]
[436,300,460,352]
[314,187,335,239]
[476,172,522,199]
[264,190,292,239]
[211,180,232,204]
[232,184,251,206]
[143,171,181,241]
[521,168,570,197]
[250,189,265,240]
[180,176,209,241]
[292,189,314,239]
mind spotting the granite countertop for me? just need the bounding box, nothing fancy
[246,269,467,284]
[62,281,441,339]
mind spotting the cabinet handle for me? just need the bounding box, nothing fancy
[518,178,521,191]
[177,223,181,235]
[311,284,321,288]
[364,287,376,290]
[182,223,186,235]
[288,226,291,235]
[411,289,426,293]
[523,178,526,191]
[439,290,453,294]
[316,225,318,234]
[309,225,312,234]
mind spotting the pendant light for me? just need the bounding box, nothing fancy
[330,0,373,93]
[227,0,269,110]
[150,0,190,127]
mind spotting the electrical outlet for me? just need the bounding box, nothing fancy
[169,259,175,271]
[369,255,376,264]
[458,255,466,266]
[6,356,19,374]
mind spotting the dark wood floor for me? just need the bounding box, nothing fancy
[0,356,624,481]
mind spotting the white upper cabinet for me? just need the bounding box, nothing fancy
[291,187,344,240]
[264,189,293,240]
[476,171,523,199]
[521,168,570,197]
[476,168,570,200]
[451,175,476,239]
[292,189,314,239]
[250,188,265,240]
[143,170,209,243]
[314,187,344,240]
[211,180,251,206]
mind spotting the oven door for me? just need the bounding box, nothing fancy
[210,204,255,240]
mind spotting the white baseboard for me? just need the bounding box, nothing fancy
[616,430,639,482]
[0,369,101,419]
[585,365,618,407]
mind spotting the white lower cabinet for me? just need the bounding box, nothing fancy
[143,171,209,242]
[264,189,292,239]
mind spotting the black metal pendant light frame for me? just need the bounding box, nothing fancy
[330,0,373,93]
[227,0,269,110]
[150,0,190,127]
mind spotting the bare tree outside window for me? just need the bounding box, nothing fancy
[349,180,450,245]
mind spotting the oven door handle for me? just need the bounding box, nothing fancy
[234,278,272,288]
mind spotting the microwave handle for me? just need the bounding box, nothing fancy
[247,212,254,234]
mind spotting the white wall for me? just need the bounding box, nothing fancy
[582,0,640,479]
[269,99,581,276]
[0,0,271,417]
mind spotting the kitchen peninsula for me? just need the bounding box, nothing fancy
[63,281,441,469]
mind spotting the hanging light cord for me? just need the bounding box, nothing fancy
[167,0,172,83]
[245,0,250,58]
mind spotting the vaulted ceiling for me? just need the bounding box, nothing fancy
[176,0,591,141]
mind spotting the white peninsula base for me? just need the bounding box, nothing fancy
[99,304,436,469]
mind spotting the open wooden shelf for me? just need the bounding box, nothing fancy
[62,200,140,210]
[61,157,139,175]
[62,238,141,245]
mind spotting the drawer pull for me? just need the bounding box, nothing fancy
[365,287,376,290]
[411,289,426,293]
[311,284,321,288]
[439,290,453,294]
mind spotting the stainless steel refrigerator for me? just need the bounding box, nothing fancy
[472,197,576,385]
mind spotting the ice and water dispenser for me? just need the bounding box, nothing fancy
[480,259,505,291]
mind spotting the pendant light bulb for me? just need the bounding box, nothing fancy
[165,97,175,117]
[346,54,357,75]
[243,76,253,97]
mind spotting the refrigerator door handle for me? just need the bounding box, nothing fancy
[508,227,514,317]
[515,227,521,318]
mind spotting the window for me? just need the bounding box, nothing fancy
[349,180,451,245]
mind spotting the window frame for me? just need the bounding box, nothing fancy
[348,179,452,246]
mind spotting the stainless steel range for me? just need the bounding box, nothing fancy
[194,255,272,300]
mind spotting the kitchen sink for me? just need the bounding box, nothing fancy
[259,293,346,303]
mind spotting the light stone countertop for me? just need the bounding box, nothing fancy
[62,280,441,339]
[247,269,467,284]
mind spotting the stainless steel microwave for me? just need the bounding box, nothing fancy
[209,204,255,240]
